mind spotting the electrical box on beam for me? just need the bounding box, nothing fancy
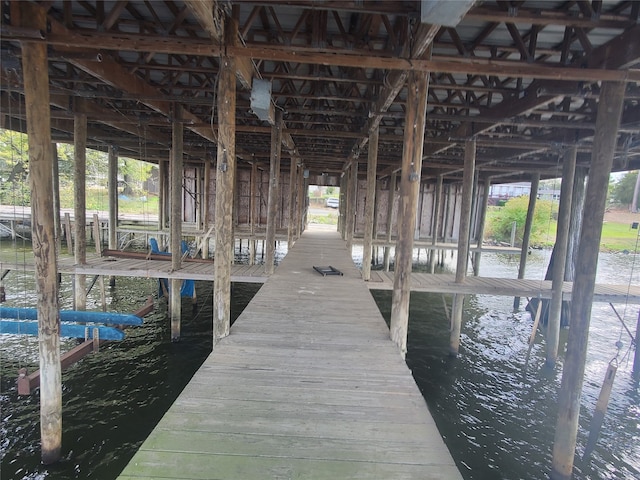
[250,78,275,124]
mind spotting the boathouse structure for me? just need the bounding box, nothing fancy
[2,1,640,478]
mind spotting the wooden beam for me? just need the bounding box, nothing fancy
[390,69,429,358]
[27,23,640,82]
[15,0,62,465]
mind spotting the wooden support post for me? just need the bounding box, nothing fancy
[74,113,87,312]
[287,160,297,249]
[362,127,379,281]
[551,81,625,480]
[472,176,491,276]
[52,144,61,255]
[63,213,73,255]
[17,1,62,464]
[297,165,306,238]
[249,163,258,264]
[170,104,184,342]
[213,21,237,341]
[108,145,118,286]
[547,146,577,367]
[513,174,540,310]
[383,171,396,272]
[92,214,107,311]
[202,158,211,258]
[346,161,358,253]
[429,175,443,273]
[390,70,429,358]
[265,110,283,274]
[338,173,346,236]
[449,138,476,357]
[583,362,617,459]
[159,159,168,231]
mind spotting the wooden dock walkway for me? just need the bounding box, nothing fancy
[367,271,640,304]
[118,226,462,480]
[0,255,269,283]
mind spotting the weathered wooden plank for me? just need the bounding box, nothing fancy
[119,226,461,479]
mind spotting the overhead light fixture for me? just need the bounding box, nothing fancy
[250,78,275,124]
[421,0,476,27]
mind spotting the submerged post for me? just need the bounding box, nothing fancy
[17,1,62,464]
[213,17,237,341]
[551,81,625,480]
[265,110,282,274]
[362,127,379,281]
[513,173,540,310]
[449,138,476,357]
[547,145,577,367]
[74,112,87,311]
[170,104,184,341]
[390,69,429,358]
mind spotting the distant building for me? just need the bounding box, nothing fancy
[489,182,561,204]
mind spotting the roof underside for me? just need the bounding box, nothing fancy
[1,0,639,185]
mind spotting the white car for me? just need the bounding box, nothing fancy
[326,197,339,208]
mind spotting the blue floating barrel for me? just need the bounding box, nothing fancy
[0,320,125,340]
[0,307,143,326]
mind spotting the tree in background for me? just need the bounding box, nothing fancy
[486,195,556,246]
[0,129,30,205]
[120,157,153,197]
[611,171,639,212]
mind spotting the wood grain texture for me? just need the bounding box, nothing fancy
[118,226,462,479]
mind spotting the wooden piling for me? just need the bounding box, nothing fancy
[52,144,61,255]
[383,171,396,272]
[472,176,491,276]
[213,20,237,341]
[288,159,297,250]
[159,159,168,231]
[74,112,87,311]
[265,110,282,274]
[429,175,443,273]
[547,145,577,367]
[390,69,429,358]
[346,161,358,253]
[202,158,211,258]
[551,81,625,480]
[449,138,476,357]
[583,362,617,459]
[362,127,379,281]
[296,164,305,239]
[170,104,183,341]
[249,162,258,264]
[108,145,118,286]
[17,1,62,464]
[513,174,540,310]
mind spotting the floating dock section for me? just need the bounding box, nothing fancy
[119,227,462,479]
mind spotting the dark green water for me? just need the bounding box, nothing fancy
[1,244,639,479]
